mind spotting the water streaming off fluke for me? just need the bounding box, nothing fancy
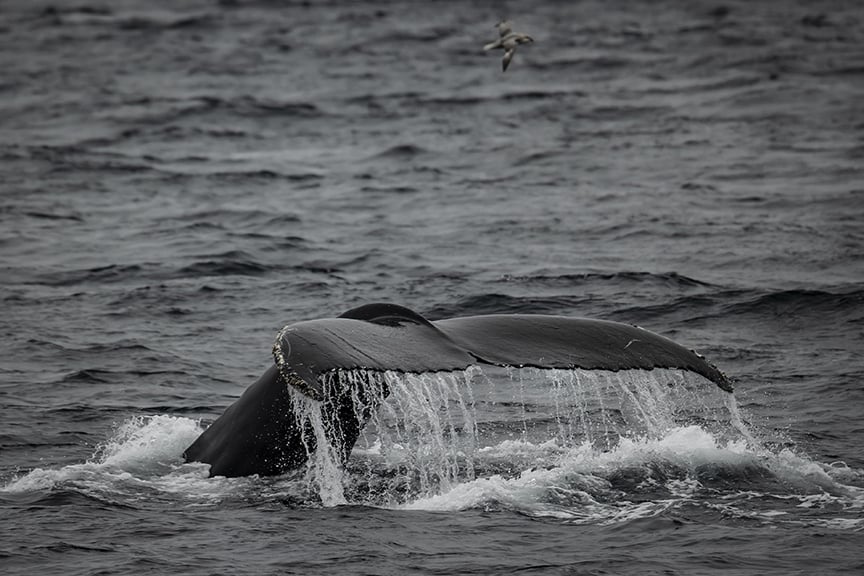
[283,367,741,506]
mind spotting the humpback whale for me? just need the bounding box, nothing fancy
[183,303,731,478]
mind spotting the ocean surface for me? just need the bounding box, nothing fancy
[1,0,863,573]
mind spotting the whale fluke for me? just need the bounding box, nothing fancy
[184,303,731,477]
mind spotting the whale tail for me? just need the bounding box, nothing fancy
[184,304,733,478]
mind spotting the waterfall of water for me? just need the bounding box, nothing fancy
[284,367,740,505]
[288,388,349,506]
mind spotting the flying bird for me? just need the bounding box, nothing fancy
[483,20,534,71]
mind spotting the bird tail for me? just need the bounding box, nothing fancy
[483,41,498,51]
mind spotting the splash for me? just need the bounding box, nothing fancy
[342,367,737,503]
[401,424,864,527]
[278,369,479,506]
[4,368,861,527]
[330,367,863,528]
[2,415,208,495]
[95,414,203,474]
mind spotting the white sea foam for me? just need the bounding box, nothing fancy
[1,415,224,498]
[336,368,864,527]
[95,414,204,473]
[401,425,858,524]
[4,369,862,529]
[401,424,746,515]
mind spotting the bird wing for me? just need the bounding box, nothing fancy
[497,20,512,37]
[502,48,514,71]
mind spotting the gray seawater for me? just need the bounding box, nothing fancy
[1,0,863,573]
